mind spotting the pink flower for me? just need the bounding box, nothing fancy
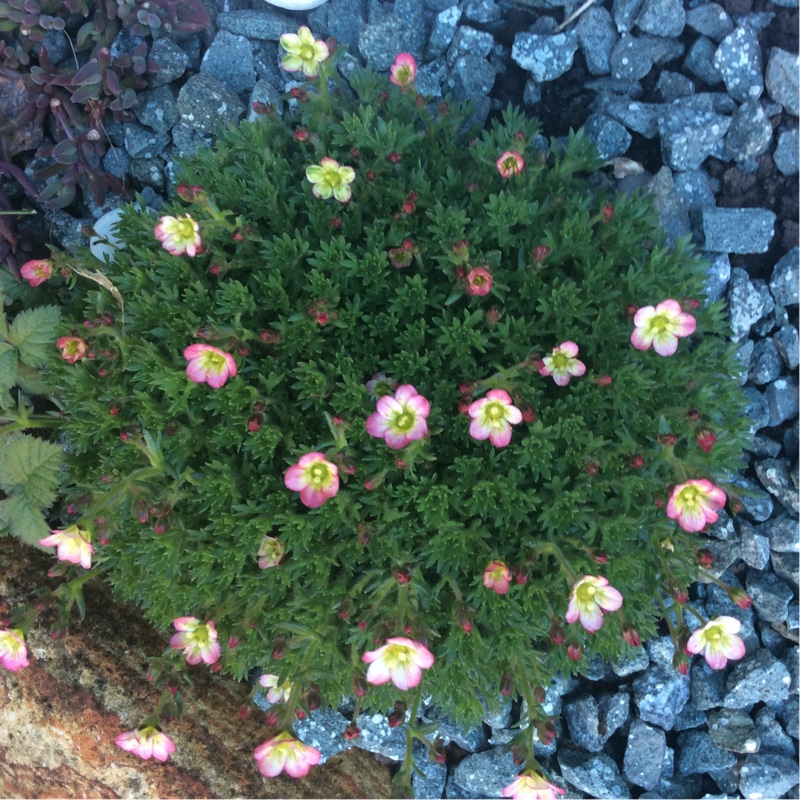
[466,266,492,296]
[0,628,29,672]
[253,731,321,778]
[667,479,726,532]
[565,575,623,633]
[630,299,696,357]
[539,341,586,387]
[483,560,512,595]
[183,344,237,389]
[154,214,201,257]
[686,616,746,669]
[258,673,293,704]
[389,52,417,88]
[366,372,399,396]
[57,336,87,364]
[39,524,93,570]
[468,389,522,448]
[362,637,434,691]
[20,259,53,287]
[496,150,525,178]
[170,617,221,665]
[284,452,340,508]
[366,384,430,450]
[115,726,176,762]
[502,772,566,800]
[258,535,285,569]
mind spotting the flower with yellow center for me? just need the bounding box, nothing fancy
[154,214,201,256]
[279,26,329,78]
[630,299,696,356]
[284,452,340,508]
[539,341,586,386]
[565,575,623,633]
[306,157,356,203]
[666,479,726,532]
[686,616,746,669]
[362,637,435,690]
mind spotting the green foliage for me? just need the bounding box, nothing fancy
[55,68,750,732]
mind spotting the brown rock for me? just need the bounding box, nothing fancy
[0,539,392,798]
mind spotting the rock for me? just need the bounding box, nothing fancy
[714,26,764,102]
[724,649,791,708]
[770,248,799,307]
[102,147,131,180]
[359,16,414,71]
[684,36,723,85]
[749,434,783,458]
[148,38,189,88]
[646,635,677,668]
[564,694,604,751]
[511,31,578,82]
[446,26,494,66]
[216,9,297,40]
[129,157,164,190]
[170,121,213,156]
[134,85,180,134]
[655,70,695,102]
[445,55,497,103]
[659,103,730,172]
[411,740,447,800]
[739,754,799,799]
[774,324,799,370]
[754,706,796,757]
[611,646,650,676]
[772,552,799,591]
[703,253,731,304]
[610,33,658,81]
[738,519,771,570]
[576,5,616,75]
[743,386,770,433]
[176,72,245,135]
[735,338,756,384]
[691,660,727,710]
[749,339,783,384]
[423,707,488,752]
[635,0,684,37]
[765,377,799,427]
[734,475,776,522]
[785,420,799,461]
[725,99,773,162]
[755,459,799,514]
[0,539,392,799]
[672,703,707,731]
[598,691,630,740]
[703,207,776,254]
[463,0,500,24]
[481,695,513,731]
[558,748,632,798]
[649,774,703,798]
[645,166,691,246]
[762,513,799,553]
[707,709,761,753]
[43,209,92,252]
[584,113,632,159]
[247,80,282,123]
[123,122,170,159]
[676,730,737,774]
[674,168,716,213]
[746,567,794,624]
[686,2,734,41]
[623,719,666,790]
[448,748,519,799]
[201,31,255,94]
[392,0,427,55]
[324,0,366,51]
[415,60,444,97]
[427,5,461,59]
[776,697,798,740]
[765,47,800,116]
[774,127,799,176]
[358,709,412,760]
[596,97,660,138]
[294,707,352,763]
[632,665,690,731]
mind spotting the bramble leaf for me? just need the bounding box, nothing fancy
[0,494,51,547]
[7,305,60,367]
[0,431,63,508]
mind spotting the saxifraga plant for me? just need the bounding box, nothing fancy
[22,35,753,797]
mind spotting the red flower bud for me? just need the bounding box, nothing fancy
[350,148,360,159]
[388,151,401,164]
[487,308,500,324]
[499,673,514,697]
[295,709,306,720]
[594,375,613,386]
[550,621,565,645]
[265,711,279,726]
[330,216,342,228]
[674,589,688,605]
[628,454,645,469]
[260,329,282,344]
[584,460,600,476]
[626,304,638,318]
[306,684,323,711]
[119,431,130,442]
[109,404,121,416]
[655,497,664,508]
[532,245,550,264]
[344,724,361,740]
[388,701,407,728]
[672,652,689,675]
[696,548,714,567]
[682,297,700,310]
[567,643,582,662]
[514,131,526,142]
[395,458,408,469]
[601,204,613,222]
[459,400,470,416]
[467,182,479,192]
[153,520,167,535]
[294,128,309,142]
[248,413,263,432]
[658,434,676,447]
[366,170,376,181]
[228,635,240,649]
[591,548,608,564]
[352,674,367,697]
[533,685,546,704]
[622,623,641,647]
[251,101,271,115]
[513,565,529,585]
[695,428,718,453]
[402,201,415,214]
[728,588,753,609]
[239,704,250,719]
[687,407,701,421]
[537,720,557,745]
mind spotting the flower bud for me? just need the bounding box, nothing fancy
[430,738,447,764]
[260,329,282,344]
[533,685,546,704]
[584,460,600,476]
[520,404,535,423]
[512,565,528,585]
[549,621,565,645]
[344,724,361,740]
[458,610,473,634]
[594,374,613,386]
[248,413,264,433]
[265,710,279,726]
[696,548,714,568]
[330,216,342,229]
[295,709,306,720]
[621,623,641,647]
[294,128,309,142]
[628,454,644,469]
[566,643,581,661]
[673,588,688,605]
[532,245,550,264]
[352,674,368,697]
[499,673,514,697]
[601,205,613,222]
[487,308,500,324]
[387,701,407,728]
[658,434,676,447]
[306,684,323,711]
[366,170,376,181]
[388,151,401,164]
[687,407,701,421]
[239,704,250,719]
[626,304,638,319]
[672,652,689,675]
[727,587,753,609]
[537,720,557,745]
[402,200,415,214]
[682,297,700,311]
[271,639,286,660]
[695,428,718,453]
[228,635,240,649]
[251,101,271,115]
[590,548,608,564]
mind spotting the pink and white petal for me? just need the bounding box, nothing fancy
[362,645,385,664]
[597,586,623,611]
[486,389,512,404]
[674,314,697,337]
[137,738,155,759]
[170,632,189,650]
[565,596,580,624]
[552,371,570,387]
[580,605,604,632]
[665,496,682,520]
[560,341,579,357]
[656,299,682,316]
[716,616,742,634]
[116,731,141,751]
[38,533,62,547]
[186,361,210,383]
[284,465,310,491]
[173,617,197,631]
[205,369,229,389]
[79,544,93,570]
[686,629,705,655]
[392,661,421,691]
[405,419,428,441]
[366,412,391,437]
[383,430,409,449]
[299,452,326,468]
[365,659,392,685]
[632,306,656,327]
[322,474,340,497]
[706,485,727,507]
[405,395,430,417]
[222,353,237,376]
[568,359,586,377]
[319,157,338,169]
[679,506,707,532]
[283,749,307,778]
[722,635,746,660]
[469,418,492,440]
[392,385,418,404]
[152,735,175,761]
[630,327,654,350]
[184,344,211,360]
[652,331,679,357]
[258,750,286,778]
[409,646,435,669]
[489,424,512,448]
[505,406,523,424]
[468,397,490,417]
[299,486,328,508]
[703,507,720,525]
[203,641,221,664]
[376,395,403,417]
[704,647,728,670]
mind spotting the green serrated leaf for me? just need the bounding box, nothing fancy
[7,305,61,368]
[14,363,56,395]
[0,432,63,509]
[0,341,17,391]
[0,495,51,548]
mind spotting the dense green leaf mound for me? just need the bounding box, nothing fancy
[57,66,749,727]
